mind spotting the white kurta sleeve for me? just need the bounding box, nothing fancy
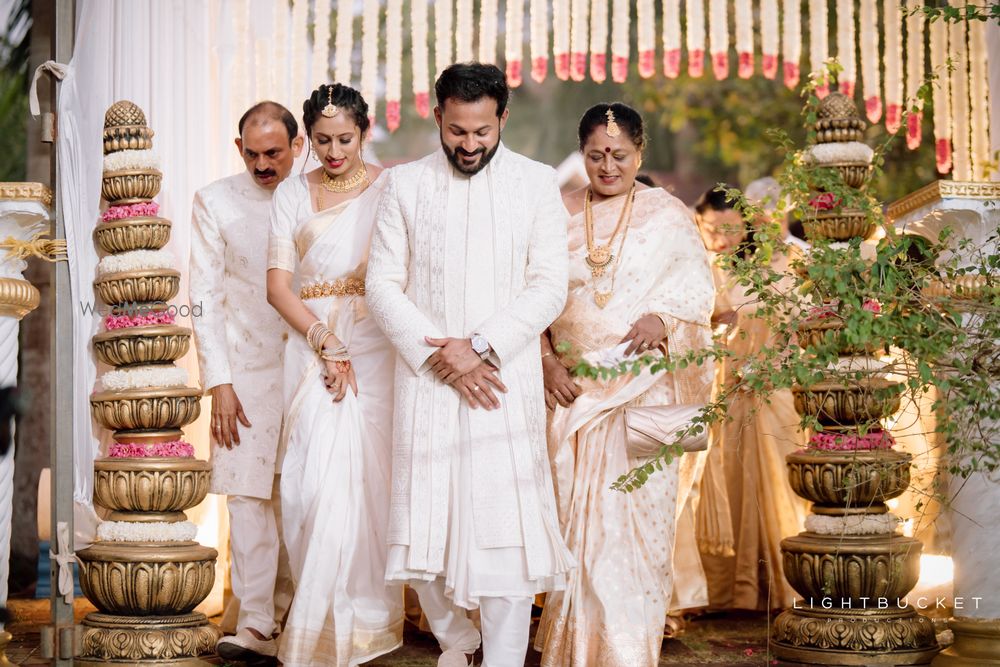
[189,190,233,391]
[476,171,569,365]
[366,169,446,374]
[267,179,299,273]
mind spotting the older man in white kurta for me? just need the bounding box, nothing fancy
[368,132,575,664]
[189,103,301,660]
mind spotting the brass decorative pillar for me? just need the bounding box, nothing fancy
[75,101,220,666]
[889,180,1000,666]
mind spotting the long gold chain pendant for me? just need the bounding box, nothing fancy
[594,291,612,308]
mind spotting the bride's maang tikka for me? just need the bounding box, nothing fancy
[605,108,621,138]
[321,85,340,118]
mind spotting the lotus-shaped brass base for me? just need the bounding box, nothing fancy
[93,324,191,366]
[93,457,210,514]
[804,210,876,241]
[101,168,162,204]
[91,386,201,431]
[77,541,217,615]
[772,605,938,664]
[78,611,221,665]
[786,448,912,506]
[781,532,922,602]
[94,268,180,306]
[792,378,902,429]
[94,216,172,253]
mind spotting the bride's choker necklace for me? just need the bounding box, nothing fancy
[321,163,368,193]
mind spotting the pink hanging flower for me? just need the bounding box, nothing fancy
[663,49,682,79]
[612,55,629,83]
[839,79,855,97]
[783,61,800,89]
[570,51,587,81]
[385,101,401,133]
[737,51,753,78]
[555,53,571,80]
[906,111,923,150]
[712,52,729,79]
[414,92,430,119]
[507,59,524,87]
[638,49,656,78]
[762,54,778,79]
[689,49,705,77]
[885,104,902,135]
[865,95,883,123]
[936,138,952,174]
[590,53,607,82]
[532,56,549,82]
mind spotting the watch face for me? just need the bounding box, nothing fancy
[471,335,488,354]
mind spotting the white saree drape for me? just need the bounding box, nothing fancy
[537,188,716,667]
[268,174,403,666]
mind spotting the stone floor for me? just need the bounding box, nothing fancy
[4,598,950,666]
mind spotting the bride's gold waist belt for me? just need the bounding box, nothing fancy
[299,277,365,299]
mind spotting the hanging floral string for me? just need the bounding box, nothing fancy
[530,0,549,81]
[435,0,453,76]
[479,0,499,64]
[808,0,828,95]
[781,0,801,88]
[506,0,526,86]
[456,0,473,63]
[570,0,590,81]
[708,0,728,79]
[274,0,290,101]
[312,0,332,86]
[883,0,903,133]
[334,0,353,84]
[734,0,753,79]
[904,0,925,149]
[291,0,310,96]
[929,17,952,173]
[386,0,402,132]
[412,0,431,117]
[361,0,379,125]
[553,0,571,79]
[859,0,882,121]
[637,0,655,78]
[836,0,856,96]
[760,0,778,79]
[662,0,682,78]
[611,0,630,82]
[949,11,971,179]
[969,20,992,179]
[686,0,706,77]
[589,0,609,82]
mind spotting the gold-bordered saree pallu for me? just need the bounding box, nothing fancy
[268,174,403,666]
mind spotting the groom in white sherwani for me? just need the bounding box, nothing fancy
[367,63,575,667]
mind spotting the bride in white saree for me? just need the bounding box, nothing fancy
[266,84,402,666]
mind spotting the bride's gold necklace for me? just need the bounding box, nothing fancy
[585,185,636,308]
[316,163,369,210]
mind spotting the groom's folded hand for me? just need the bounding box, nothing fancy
[426,336,483,384]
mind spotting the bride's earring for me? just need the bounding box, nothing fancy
[310,146,318,161]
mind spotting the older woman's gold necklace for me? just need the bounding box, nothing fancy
[585,185,635,279]
[586,185,636,308]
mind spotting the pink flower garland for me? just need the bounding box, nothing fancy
[104,311,175,330]
[807,430,895,451]
[101,202,159,223]
[108,441,195,458]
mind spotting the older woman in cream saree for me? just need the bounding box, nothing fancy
[267,168,403,666]
[536,181,716,666]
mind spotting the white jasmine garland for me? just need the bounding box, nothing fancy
[883,0,903,132]
[686,0,706,76]
[553,0,571,79]
[949,9,971,180]
[836,0,856,95]
[478,0,498,64]
[411,0,430,112]
[97,249,175,276]
[805,142,875,165]
[570,0,589,81]
[435,0,454,76]
[930,15,952,173]
[781,0,801,88]
[505,0,526,84]
[611,0,630,82]
[859,0,882,121]
[102,149,160,173]
[589,0,608,82]
[385,0,403,130]
[760,0,778,79]
[636,0,655,78]
[808,0,828,91]
[530,0,550,82]
[456,0,474,63]
[98,520,198,543]
[734,0,753,78]
[709,0,729,79]
[291,0,310,95]
[969,21,991,179]
[360,0,379,124]
[99,365,189,392]
[311,0,332,86]
[662,0,681,78]
[334,0,352,84]
[806,512,901,536]
[905,0,925,149]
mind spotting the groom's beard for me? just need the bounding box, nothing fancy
[441,133,501,176]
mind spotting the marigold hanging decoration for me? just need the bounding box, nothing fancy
[611,0,630,81]
[479,0,499,64]
[859,0,882,121]
[506,0,526,86]
[334,0,352,85]
[760,0,778,79]
[435,0,454,76]
[589,0,609,82]
[637,0,655,78]
[808,0,828,95]
[734,0,753,78]
[686,0,706,77]
[969,20,992,178]
[553,0,571,79]
[361,0,379,125]
[836,0,856,96]
[385,0,402,132]
[883,0,903,132]
[781,0,801,88]
[929,17,952,173]
[662,0,682,78]
[412,0,431,117]
[708,0,729,79]
[570,0,590,81]
[530,0,549,81]
[904,0,925,149]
